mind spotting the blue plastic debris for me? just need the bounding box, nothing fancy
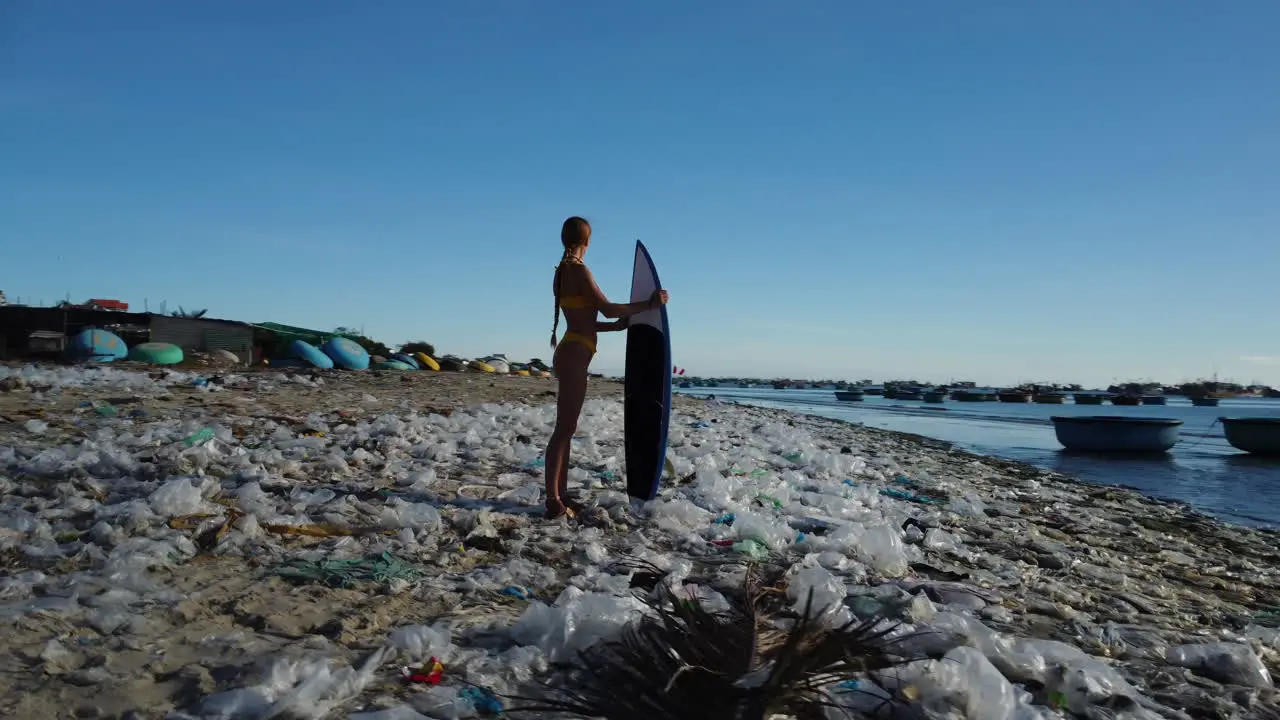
[460,686,504,716]
[892,474,915,487]
[500,586,532,600]
[713,513,736,525]
[879,487,940,505]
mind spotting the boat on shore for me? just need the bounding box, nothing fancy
[1219,417,1280,456]
[1051,415,1183,453]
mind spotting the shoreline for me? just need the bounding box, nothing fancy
[711,391,1280,532]
[1,363,1277,718]
[786,407,1257,529]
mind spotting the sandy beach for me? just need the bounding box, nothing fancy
[1,363,1278,719]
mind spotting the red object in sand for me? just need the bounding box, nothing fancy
[406,657,445,684]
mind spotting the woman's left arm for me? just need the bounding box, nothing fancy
[595,319,628,332]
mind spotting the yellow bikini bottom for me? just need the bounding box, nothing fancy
[559,331,597,355]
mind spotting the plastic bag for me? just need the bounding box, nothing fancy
[917,646,1018,720]
[856,524,910,577]
[787,565,850,624]
[1165,642,1273,688]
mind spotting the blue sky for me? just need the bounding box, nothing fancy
[2,1,1278,386]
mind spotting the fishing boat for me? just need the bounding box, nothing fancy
[953,388,998,402]
[833,389,865,402]
[894,387,925,401]
[1219,417,1280,456]
[1051,416,1183,452]
[1190,396,1220,407]
[923,390,947,403]
[1033,392,1068,404]
[1073,392,1108,405]
[1140,395,1168,406]
[1111,394,1141,406]
[997,390,1032,403]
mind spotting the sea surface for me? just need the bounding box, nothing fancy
[675,386,1280,529]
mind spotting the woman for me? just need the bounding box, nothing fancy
[546,216,669,519]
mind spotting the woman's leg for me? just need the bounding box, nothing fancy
[545,342,591,517]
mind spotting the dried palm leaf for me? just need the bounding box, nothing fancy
[505,567,919,720]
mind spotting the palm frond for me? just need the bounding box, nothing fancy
[504,567,921,720]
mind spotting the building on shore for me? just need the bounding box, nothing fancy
[0,306,255,363]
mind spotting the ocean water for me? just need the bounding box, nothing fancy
[676,386,1280,529]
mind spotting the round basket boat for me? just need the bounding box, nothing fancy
[1050,415,1182,453]
[128,342,185,365]
[390,353,420,369]
[372,360,413,371]
[290,340,334,369]
[321,337,370,370]
[1219,417,1280,456]
[68,329,128,362]
[413,352,440,371]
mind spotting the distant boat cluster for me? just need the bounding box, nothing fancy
[676,377,1280,406]
[833,386,1177,406]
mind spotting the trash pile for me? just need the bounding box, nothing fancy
[0,363,1278,719]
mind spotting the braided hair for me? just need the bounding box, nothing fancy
[551,216,591,348]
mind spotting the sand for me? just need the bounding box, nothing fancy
[1,363,1278,719]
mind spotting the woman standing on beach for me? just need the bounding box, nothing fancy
[546,216,669,519]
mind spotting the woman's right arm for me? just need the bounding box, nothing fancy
[581,266,662,319]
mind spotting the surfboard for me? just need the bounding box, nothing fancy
[624,239,672,502]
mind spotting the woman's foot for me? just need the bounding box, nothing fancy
[545,498,575,520]
[563,495,588,515]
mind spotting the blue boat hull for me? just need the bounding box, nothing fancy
[1051,416,1182,452]
[1220,418,1280,456]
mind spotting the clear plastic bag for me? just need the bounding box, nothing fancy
[1165,642,1273,688]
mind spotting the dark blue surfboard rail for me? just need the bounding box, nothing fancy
[624,240,672,502]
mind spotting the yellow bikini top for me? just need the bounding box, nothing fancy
[556,253,594,309]
[559,295,593,309]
